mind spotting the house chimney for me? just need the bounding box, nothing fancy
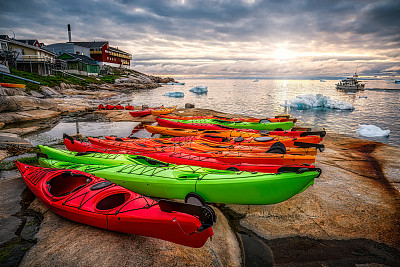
[67,24,72,42]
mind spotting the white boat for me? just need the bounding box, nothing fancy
[336,73,365,90]
[320,79,327,82]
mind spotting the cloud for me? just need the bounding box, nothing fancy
[1,0,399,77]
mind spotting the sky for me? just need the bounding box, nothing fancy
[1,0,400,78]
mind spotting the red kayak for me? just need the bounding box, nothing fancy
[15,161,214,248]
[97,104,106,110]
[63,136,318,173]
[115,104,124,110]
[125,105,134,110]
[105,104,115,110]
[129,106,165,118]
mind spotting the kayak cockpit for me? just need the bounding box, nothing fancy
[47,172,91,197]
[96,193,128,210]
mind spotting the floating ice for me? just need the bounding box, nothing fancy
[166,82,185,85]
[163,92,184,98]
[357,125,390,137]
[189,85,208,94]
[282,94,354,110]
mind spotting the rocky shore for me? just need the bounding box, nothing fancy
[1,79,400,266]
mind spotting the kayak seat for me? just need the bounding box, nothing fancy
[47,172,92,197]
[254,137,275,142]
[234,137,244,142]
[96,193,127,210]
[91,181,113,191]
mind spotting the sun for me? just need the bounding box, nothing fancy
[271,48,297,60]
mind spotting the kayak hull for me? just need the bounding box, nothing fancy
[15,162,213,248]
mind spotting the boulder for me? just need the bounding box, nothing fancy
[29,90,45,98]
[0,132,32,149]
[185,103,195,108]
[0,87,28,96]
[40,86,61,98]
[0,95,57,112]
[0,109,61,124]
[21,201,241,266]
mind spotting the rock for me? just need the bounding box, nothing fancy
[185,103,195,108]
[21,201,241,266]
[0,109,61,125]
[29,90,45,98]
[0,132,32,149]
[0,95,58,112]
[0,122,4,129]
[0,87,28,96]
[40,86,61,98]
[0,149,10,161]
[0,174,27,245]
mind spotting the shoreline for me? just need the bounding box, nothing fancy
[1,106,400,265]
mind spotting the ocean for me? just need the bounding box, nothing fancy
[112,78,400,147]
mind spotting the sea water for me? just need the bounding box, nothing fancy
[110,79,400,147]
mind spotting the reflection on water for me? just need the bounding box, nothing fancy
[107,79,399,146]
[25,121,140,146]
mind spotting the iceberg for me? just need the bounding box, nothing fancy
[357,125,390,137]
[189,85,208,94]
[163,92,184,98]
[282,94,354,110]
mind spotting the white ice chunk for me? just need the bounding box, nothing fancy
[189,85,208,94]
[357,125,390,137]
[282,94,354,110]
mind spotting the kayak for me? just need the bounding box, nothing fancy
[105,134,324,148]
[37,158,320,205]
[155,117,260,132]
[103,136,320,155]
[129,106,164,117]
[105,104,115,110]
[97,104,106,110]
[63,137,319,173]
[144,125,326,138]
[125,105,134,110]
[0,83,26,88]
[158,114,297,123]
[151,106,177,116]
[115,104,124,110]
[88,137,316,165]
[15,162,214,248]
[160,118,294,131]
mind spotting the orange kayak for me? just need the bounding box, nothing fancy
[151,106,177,116]
[0,83,26,88]
[144,125,326,138]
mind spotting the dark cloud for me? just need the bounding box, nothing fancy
[1,0,399,77]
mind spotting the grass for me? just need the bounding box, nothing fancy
[0,68,121,91]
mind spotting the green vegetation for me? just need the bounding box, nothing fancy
[0,68,122,91]
[0,156,38,171]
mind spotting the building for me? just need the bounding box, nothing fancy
[70,41,131,68]
[0,35,58,75]
[43,43,90,57]
[57,53,99,76]
[15,39,43,48]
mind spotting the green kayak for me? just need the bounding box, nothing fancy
[162,118,294,131]
[38,145,230,175]
[38,148,319,205]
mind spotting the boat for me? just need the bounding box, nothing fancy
[143,125,326,138]
[15,161,214,248]
[129,106,164,117]
[115,104,124,110]
[37,157,320,205]
[158,114,297,123]
[63,137,319,173]
[159,117,294,131]
[0,83,26,88]
[320,80,327,82]
[97,104,106,110]
[105,104,115,110]
[150,106,177,116]
[336,73,365,90]
[395,80,400,84]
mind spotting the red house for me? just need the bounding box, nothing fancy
[70,41,131,68]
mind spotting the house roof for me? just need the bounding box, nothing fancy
[69,41,108,49]
[0,36,56,56]
[58,52,98,65]
[15,39,40,47]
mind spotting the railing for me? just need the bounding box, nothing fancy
[17,55,56,63]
